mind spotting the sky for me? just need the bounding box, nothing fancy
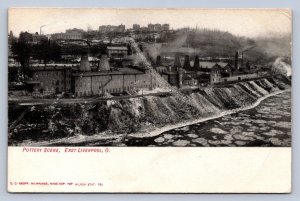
[8,8,292,38]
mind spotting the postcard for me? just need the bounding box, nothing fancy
[8,8,292,193]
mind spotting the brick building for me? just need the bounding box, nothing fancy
[27,53,156,97]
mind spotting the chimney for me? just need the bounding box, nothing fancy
[246,61,250,70]
[178,68,183,88]
[241,52,244,68]
[193,56,200,70]
[156,55,162,66]
[183,55,191,70]
[234,51,238,70]
[173,53,181,71]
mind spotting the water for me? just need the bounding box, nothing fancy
[124,91,291,147]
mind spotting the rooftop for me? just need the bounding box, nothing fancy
[29,64,78,71]
[162,71,178,75]
[107,46,127,50]
[73,56,100,62]
[199,62,218,69]
[73,67,144,77]
[217,62,230,68]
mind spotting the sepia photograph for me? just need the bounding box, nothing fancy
[8,8,292,148]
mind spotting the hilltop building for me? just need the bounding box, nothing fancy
[132,24,140,31]
[162,24,170,31]
[99,25,126,33]
[51,29,83,40]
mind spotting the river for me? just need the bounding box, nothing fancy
[124,91,291,147]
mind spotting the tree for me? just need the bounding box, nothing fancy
[33,39,62,64]
[50,41,62,62]
[11,39,32,80]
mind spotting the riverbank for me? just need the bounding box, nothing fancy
[128,89,290,139]
[15,89,290,147]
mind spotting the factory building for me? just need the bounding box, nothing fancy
[51,28,84,40]
[107,46,128,59]
[27,64,75,96]
[132,24,140,31]
[198,62,223,83]
[73,54,155,96]
[26,52,156,97]
[154,54,236,86]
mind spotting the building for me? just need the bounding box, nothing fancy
[147,23,166,32]
[32,33,48,43]
[132,24,140,31]
[199,62,222,83]
[51,31,83,40]
[27,64,76,96]
[156,54,183,88]
[51,33,65,40]
[26,52,156,97]
[154,24,162,32]
[148,24,155,32]
[218,62,233,77]
[162,24,170,31]
[118,24,126,32]
[161,71,180,87]
[66,28,85,34]
[18,32,33,43]
[183,74,198,86]
[99,25,126,33]
[107,46,128,59]
[51,28,84,40]
[73,55,155,96]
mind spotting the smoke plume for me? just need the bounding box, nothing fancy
[272,57,292,76]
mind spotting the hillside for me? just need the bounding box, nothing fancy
[157,29,291,64]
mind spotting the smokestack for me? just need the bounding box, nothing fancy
[156,55,162,66]
[183,55,191,70]
[194,56,200,70]
[246,61,250,70]
[235,51,238,70]
[173,53,181,71]
[241,52,244,68]
[178,68,183,88]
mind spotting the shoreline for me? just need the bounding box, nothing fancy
[128,89,290,139]
[15,89,290,146]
